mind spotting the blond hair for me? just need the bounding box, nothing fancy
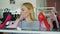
[23,2,35,21]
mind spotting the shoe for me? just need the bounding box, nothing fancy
[38,12,50,30]
[0,13,11,29]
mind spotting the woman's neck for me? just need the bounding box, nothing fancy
[25,16,33,22]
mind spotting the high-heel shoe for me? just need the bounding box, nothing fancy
[0,13,11,29]
[38,12,50,30]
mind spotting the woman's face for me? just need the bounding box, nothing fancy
[20,5,31,18]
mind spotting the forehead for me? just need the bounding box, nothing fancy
[21,5,27,9]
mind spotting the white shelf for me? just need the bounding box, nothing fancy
[0,29,60,34]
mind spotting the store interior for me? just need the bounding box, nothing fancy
[0,0,60,34]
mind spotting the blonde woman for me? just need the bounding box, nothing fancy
[15,2,39,31]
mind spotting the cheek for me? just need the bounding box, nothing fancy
[20,11,27,17]
[24,12,30,17]
[20,11,30,18]
[20,11,25,15]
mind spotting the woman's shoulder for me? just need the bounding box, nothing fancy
[22,20,39,22]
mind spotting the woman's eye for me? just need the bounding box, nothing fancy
[22,10,24,11]
[21,9,24,11]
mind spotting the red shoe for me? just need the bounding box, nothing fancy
[38,12,50,30]
[0,13,11,29]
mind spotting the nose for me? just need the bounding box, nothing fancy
[20,11,22,14]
